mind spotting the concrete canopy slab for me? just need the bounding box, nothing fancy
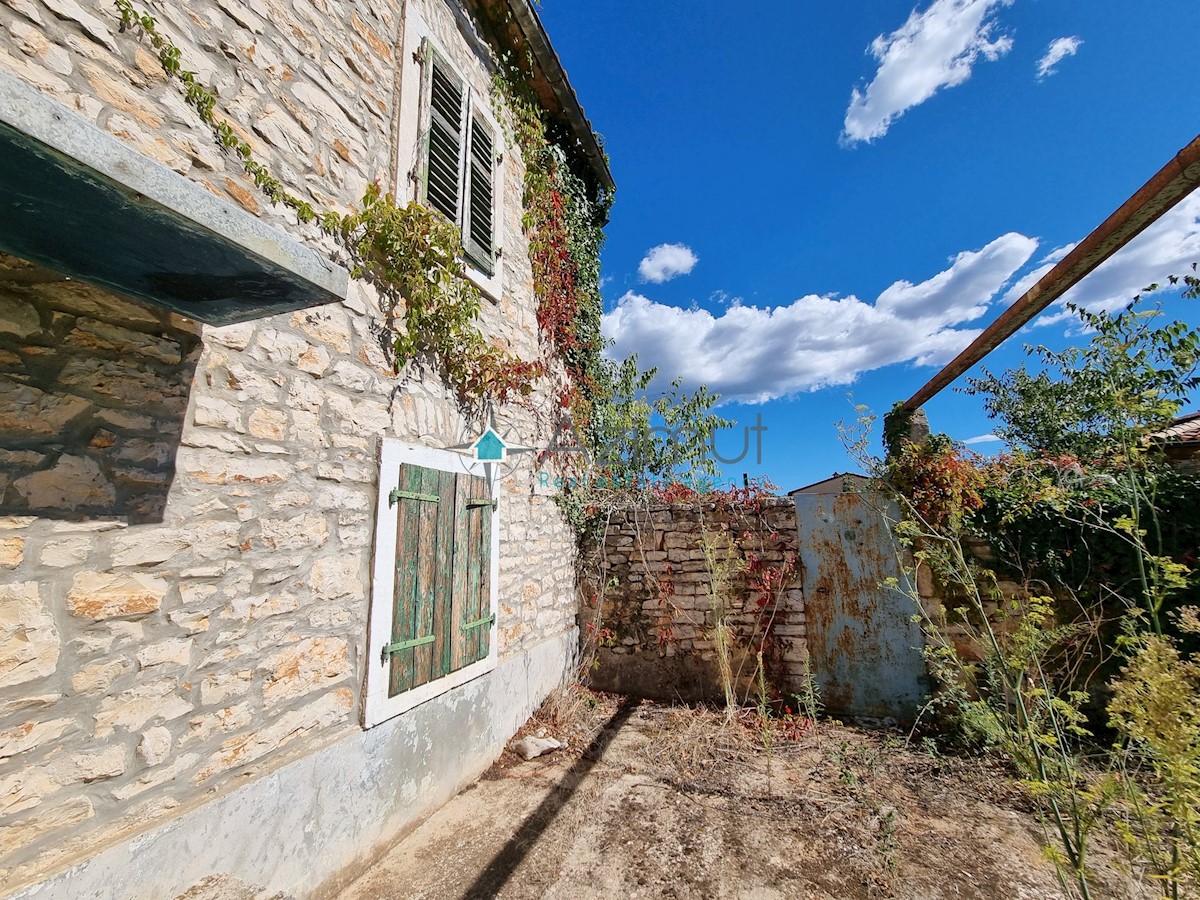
[0,72,348,326]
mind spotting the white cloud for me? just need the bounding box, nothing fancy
[1000,241,1079,306]
[1034,193,1200,326]
[962,433,1001,445]
[842,0,1013,145]
[602,233,1037,404]
[709,290,744,308]
[1036,36,1082,80]
[638,243,698,283]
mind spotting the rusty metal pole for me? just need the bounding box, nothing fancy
[901,134,1200,413]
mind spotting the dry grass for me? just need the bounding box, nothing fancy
[351,693,1154,900]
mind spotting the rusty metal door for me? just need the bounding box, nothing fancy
[795,492,927,721]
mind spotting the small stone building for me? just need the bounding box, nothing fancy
[0,1,610,896]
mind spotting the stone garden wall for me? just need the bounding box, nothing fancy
[0,0,580,893]
[585,499,808,704]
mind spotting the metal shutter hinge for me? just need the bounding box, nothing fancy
[462,613,495,631]
[381,634,435,663]
[389,489,441,507]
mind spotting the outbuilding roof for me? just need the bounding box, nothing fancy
[1151,411,1200,445]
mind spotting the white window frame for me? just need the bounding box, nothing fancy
[395,6,505,301]
[363,440,501,728]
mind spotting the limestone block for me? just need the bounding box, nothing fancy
[116,438,172,466]
[213,0,265,33]
[49,744,127,784]
[0,581,60,688]
[64,317,182,364]
[111,530,189,568]
[177,449,292,485]
[184,521,242,561]
[266,491,312,512]
[194,688,352,782]
[289,308,352,354]
[1,0,44,25]
[0,694,59,719]
[95,408,154,432]
[67,572,167,620]
[307,604,353,630]
[0,536,22,569]
[285,375,324,413]
[211,360,281,405]
[182,702,252,747]
[311,553,364,601]
[112,752,200,801]
[253,105,313,157]
[167,610,211,635]
[0,768,59,818]
[0,44,69,93]
[41,0,117,50]
[38,534,91,568]
[0,795,95,857]
[223,593,300,624]
[0,296,40,337]
[94,679,192,736]
[137,638,193,669]
[247,407,288,440]
[58,356,187,412]
[70,657,134,695]
[260,637,349,707]
[199,670,252,707]
[0,380,90,438]
[14,454,115,511]
[0,717,75,760]
[178,583,219,610]
[326,393,390,437]
[326,359,383,394]
[137,726,173,767]
[192,396,245,432]
[206,322,256,352]
[258,513,328,551]
[30,281,161,328]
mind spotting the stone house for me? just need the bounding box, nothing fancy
[0,0,611,896]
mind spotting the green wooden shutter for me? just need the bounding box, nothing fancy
[420,44,466,224]
[463,110,496,275]
[386,464,455,697]
[451,473,494,671]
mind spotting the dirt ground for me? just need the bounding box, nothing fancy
[341,691,1146,900]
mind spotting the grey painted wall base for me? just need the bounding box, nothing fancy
[11,628,578,900]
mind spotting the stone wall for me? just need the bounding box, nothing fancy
[0,0,580,893]
[585,499,807,704]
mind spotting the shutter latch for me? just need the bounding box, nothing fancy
[466,498,497,510]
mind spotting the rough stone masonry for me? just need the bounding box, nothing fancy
[586,499,808,704]
[0,0,584,894]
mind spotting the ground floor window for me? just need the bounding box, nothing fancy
[363,441,498,727]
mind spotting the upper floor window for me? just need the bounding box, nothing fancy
[419,41,497,277]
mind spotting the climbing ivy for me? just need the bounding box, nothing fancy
[491,69,611,433]
[491,64,731,541]
[336,186,544,400]
[113,0,538,405]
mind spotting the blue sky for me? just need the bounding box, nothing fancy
[537,0,1200,492]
